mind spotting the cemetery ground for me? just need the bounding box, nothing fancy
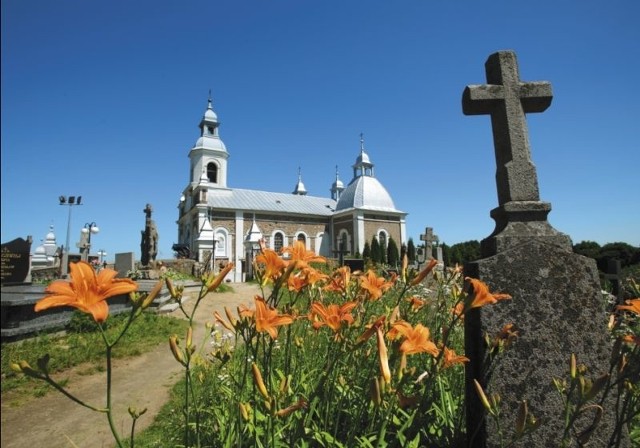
[1,281,258,448]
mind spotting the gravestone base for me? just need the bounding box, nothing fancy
[465,239,628,447]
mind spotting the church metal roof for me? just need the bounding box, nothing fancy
[208,188,337,216]
[336,176,403,213]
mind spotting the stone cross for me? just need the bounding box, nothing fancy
[419,227,438,259]
[462,51,628,447]
[463,51,552,205]
[144,203,153,221]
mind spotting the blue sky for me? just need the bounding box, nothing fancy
[2,0,639,262]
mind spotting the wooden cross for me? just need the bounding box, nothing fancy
[463,51,552,205]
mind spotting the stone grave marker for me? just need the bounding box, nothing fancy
[115,252,135,278]
[1,237,33,285]
[462,51,627,447]
[420,227,438,259]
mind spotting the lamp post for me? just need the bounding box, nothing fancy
[80,222,99,262]
[59,195,82,278]
[97,249,107,263]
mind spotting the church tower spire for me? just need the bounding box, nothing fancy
[292,167,308,195]
[188,93,229,188]
[330,165,344,200]
[352,133,375,179]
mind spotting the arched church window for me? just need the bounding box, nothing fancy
[378,231,387,249]
[207,162,218,183]
[341,233,349,254]
[297,233,306,245]
[274,232,284,253]
[207,126,214,135]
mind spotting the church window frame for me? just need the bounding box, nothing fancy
[207,162,218,183]
[214,228,228,258]
[272,231,285,253]
[337,229,351,255]
[295,231,308,248]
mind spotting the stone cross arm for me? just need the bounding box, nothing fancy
[462,51,553,205]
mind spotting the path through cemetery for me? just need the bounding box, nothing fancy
[1,282,259,448]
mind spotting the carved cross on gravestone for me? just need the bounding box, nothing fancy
[462,51,628,447]
[463,51,552,205]
[419,227,438,259]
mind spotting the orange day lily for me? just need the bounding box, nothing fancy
[35,261,138,323]
[309,301,357,333]
[255,249,287,285]
[390,321,439,357]
[617,298,640,315]
[359,270,395,301]
[254,296,294,339]
[281,240,326,269]
[324,266,352,295]
[465,277,512,309]
[442,347,470,369]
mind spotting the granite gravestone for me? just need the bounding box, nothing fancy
[1,237,33,285]
[462,51,627,447]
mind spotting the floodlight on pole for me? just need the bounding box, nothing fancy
[80,222,99,262]
[59,195,82,277]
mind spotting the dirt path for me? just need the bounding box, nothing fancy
[1,282,259,448]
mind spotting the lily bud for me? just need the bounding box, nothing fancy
[473,379,494,416]
[252,362,269,399]
[370,377,381,406]
[515,400,528,435]
[410,259,438,286]
[206,263,234,292]
[169,335,184,365]
[141,280,163,310]
[239,402,250,421]
[376,327,391,384]
[570,353,577,380]
[186,326,193,351]
[165,277,177,298]
[584,374,609,401]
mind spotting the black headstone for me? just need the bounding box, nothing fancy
[1,237,32,285]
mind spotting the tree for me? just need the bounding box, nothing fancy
[370,237,382,264]
[363,241,371,261]
[387,237,400,267]
[407,238,416,263]
[448,240,480,265]
[573,241,601,260]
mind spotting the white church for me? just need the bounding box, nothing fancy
[175,98,407,282]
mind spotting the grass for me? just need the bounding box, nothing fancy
[1,310,189,400]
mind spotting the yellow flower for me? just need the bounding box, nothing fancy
[254,296,294,339]
[465,277,511,309]
[390,321,439,357]
[281,240,326,269]
[359,270,395,301]
[35,261,138,323]
[617,298,640,315]
[309,301,357,333]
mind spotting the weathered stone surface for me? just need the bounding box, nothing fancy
[462,51,628,447]
[465,242,625,446]
[463,51,552,206]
